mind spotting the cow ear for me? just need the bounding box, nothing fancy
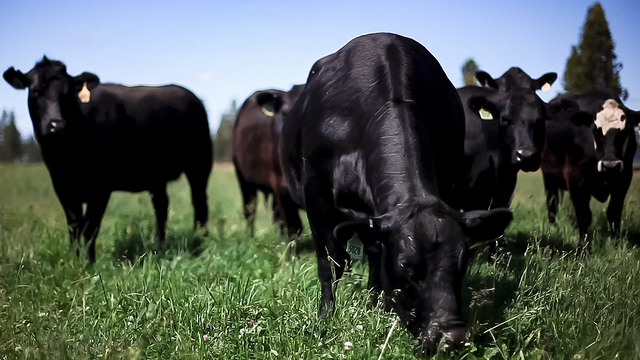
[3,67,30,89]
[74,72,100,91]
[461,208,512,241]
[468,96,497,120]
[536,72,557,91]
[476,71,498,89]
[256,92,284,117]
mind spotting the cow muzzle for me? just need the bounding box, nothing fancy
[514,149,540,172]
[598,160,624,173]
[419,322,468,355]
[46,118,65,134]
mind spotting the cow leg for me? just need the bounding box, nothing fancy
[543,174,560,225]
[61,201,83,257]
[304,174,347,318]
[568,186,592,250]
[606,176,631,237]
[151,187,169,249]
[82,193,110,263]
[282,194,303,238]
[185,171,210,234]
[233,164,258,236]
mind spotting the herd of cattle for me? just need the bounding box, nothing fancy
[4,32,639,354]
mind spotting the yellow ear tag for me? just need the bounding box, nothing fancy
[261,102,275,117]
[479,108,493,120]
[541,83,551,91]
[78,82,91,103]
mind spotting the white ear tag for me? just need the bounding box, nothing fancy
[261,102,275,117]
[346,237,364,261]
[479,108,493,120]
[78,82,91,103]
[541,83,551,91]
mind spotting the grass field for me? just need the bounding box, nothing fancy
[0,163,639,359]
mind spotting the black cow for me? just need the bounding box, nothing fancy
[232,85,304,237]
[280,33,512,354]
[541,90,639,249]
[3,57,212,262]
[454,84,550,210]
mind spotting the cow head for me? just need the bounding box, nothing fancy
[255,85,305,129]
[476,67,557,92]
[593,99,636,173]
[468,89,548,171]
[335,202,512,354]
[3,57,99,142]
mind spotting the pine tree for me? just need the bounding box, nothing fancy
[564,2,626,99]
[1,111,22,162]
[462,58,480,86]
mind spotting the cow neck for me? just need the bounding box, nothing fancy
[364,108,439,216]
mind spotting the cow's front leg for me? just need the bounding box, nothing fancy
[61,201,83,256]
[151,187,169,249]
[304,172,347,318]
[83,193,111,263]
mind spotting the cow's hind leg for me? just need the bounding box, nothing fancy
[185,169,210,234]
[233,164,258,236]
[151,186,169,249]
[543,174,560,225]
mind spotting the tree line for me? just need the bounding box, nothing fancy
[0,110,41,163]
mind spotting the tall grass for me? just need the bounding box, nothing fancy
[0,163,638,359]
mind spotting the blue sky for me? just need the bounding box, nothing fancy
[1,0,639,138]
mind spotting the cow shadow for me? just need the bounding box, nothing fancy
[111,222,207,266]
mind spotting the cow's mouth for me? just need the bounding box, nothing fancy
[417,322,468,355]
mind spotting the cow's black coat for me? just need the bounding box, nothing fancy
[453,68,556,211]
[541,90,639,248]
[280,33,512,354]
[232,85,304,237]
[3,57,212,262]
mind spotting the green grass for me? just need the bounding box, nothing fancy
[1,163,639,359]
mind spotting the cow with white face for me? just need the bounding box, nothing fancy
[541,90,639,249]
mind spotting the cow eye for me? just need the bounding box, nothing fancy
[501,117,513,125]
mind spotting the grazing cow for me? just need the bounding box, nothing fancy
[541,90,639,248]
[232,85,304,237]
[452,68,557,211]
[280,33,512,354]
[3,57,212,262]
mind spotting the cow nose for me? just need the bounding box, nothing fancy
[515,149,534,163]
[598,160,624,172]
[515,149,540,172]
[419,323,467,355]
[48,119,63,133]
[442,326,468,350]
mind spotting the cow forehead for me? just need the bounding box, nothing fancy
[595,99,626,134]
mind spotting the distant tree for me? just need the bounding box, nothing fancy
[564,2,626,99]
[0,110,22,162]
[462,58,480,86]
[213,100,237,162]
[22,136,42,163]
